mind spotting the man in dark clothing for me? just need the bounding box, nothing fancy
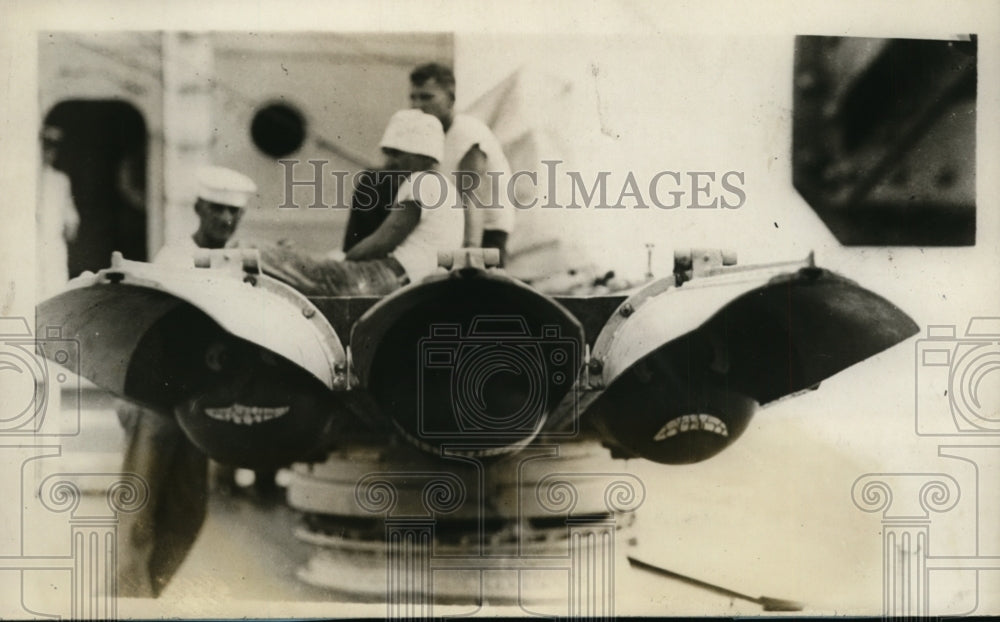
[341,169,401,253]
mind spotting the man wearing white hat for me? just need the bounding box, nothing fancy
[117,165,256,597]
[409,63,515,266]
[261,109,463,294]
[153,165,256,267]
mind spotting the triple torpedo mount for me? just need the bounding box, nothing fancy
[37,247,918,469]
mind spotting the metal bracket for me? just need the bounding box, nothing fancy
[437,248,501,271]
[193,248,263,276]
[673,248,739,285]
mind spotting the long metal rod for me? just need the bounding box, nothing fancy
[627,555,804,612]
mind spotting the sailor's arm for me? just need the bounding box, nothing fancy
[458,145,509,266]
[344,200,421,261]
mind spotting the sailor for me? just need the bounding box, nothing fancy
[259,109,463,295]
[36,124,80,300]
[153,165,256,266]
[116,165,256,598]
[409,63,515,266]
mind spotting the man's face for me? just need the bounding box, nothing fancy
[382,147,436,174]
[409,79,454,125]
[194,199,243,247]
[41,126,63,167]
[42,141,59,167]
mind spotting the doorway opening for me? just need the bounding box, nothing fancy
[43,100,149,277]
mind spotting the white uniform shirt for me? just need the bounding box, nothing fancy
[36,166,76,299]
[440,114,515,243]
[153,235,201,268]
[390,171,464,283]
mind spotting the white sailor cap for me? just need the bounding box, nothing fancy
[196,165,257,208]
[379,109,444,163]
